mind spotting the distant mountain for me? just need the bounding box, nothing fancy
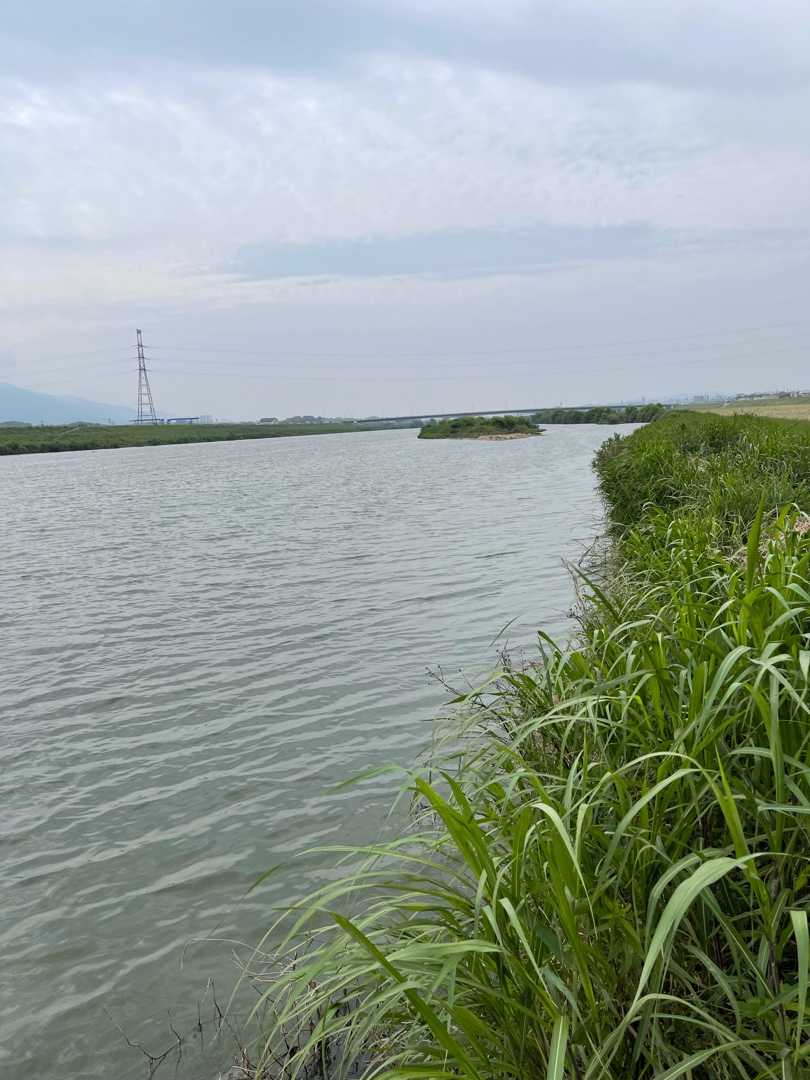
[0,382,136,425]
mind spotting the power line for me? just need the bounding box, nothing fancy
[137,341,808,383]
[4,316,807,388]
[11,336,805,387]
[137,317,810,362]
[136,334,805,374]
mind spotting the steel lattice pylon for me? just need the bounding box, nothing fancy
[136,329,158,424]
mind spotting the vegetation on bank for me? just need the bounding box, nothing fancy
[248,411,810,1079]
[693,401,810,423]
[0,407,667,455]
[0,421,399,456]
[418,415,541,439]
[531,403,666,425]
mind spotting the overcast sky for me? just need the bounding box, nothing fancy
[2,1,810,418]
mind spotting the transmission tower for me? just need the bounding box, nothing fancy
[136,329,159,424]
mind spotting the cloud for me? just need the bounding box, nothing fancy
[3,1,810,92]
[229,223,662,280]
[3,59,809,261]
[1,2,810,417]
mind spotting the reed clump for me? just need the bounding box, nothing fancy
[250,411,810,1079]
[417,415,540,439]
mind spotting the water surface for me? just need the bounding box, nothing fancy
[0,425,624,1077]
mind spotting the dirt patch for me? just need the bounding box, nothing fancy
[474,432,540,441]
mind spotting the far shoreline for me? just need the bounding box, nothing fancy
[0,420,411,457]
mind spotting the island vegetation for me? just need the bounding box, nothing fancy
[247,411,810,1078]
[531,402,666,424]
[0,420,401,456]
[418,414,542,439]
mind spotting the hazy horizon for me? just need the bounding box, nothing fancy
[3,2,810,419]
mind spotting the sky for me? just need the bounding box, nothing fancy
[2,1,810,419]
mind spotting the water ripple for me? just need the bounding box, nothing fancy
[0,425,628,1077]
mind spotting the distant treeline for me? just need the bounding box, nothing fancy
[262,415,422,428]
[0,421,398,456]
[531,403,666,424]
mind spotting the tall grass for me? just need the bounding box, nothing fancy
[595,411,810,540]
[248,412,810,1079]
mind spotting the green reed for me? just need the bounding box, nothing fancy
[248,412,810,1079]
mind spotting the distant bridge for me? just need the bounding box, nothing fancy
[350,403,634,423]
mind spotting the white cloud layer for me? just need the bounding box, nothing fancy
[1,1,809,416]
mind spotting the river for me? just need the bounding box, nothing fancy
[0,425,626,1078]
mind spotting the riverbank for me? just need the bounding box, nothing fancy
[691,397,810,422]
[248,411,810,1078]
[0,420,404,456]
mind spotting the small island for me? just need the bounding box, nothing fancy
[418,414,544,440]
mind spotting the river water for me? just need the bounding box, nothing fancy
[0,425,625,1078]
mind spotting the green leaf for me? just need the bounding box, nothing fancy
[792,909,809,1053]
[635,857,743,1004]
[745,497,765,592]
[656,1042,746,1080]
[331,911,482,1079]
[600,767,697,878]
[547,1013,569,1080]
[246,862,284,893]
